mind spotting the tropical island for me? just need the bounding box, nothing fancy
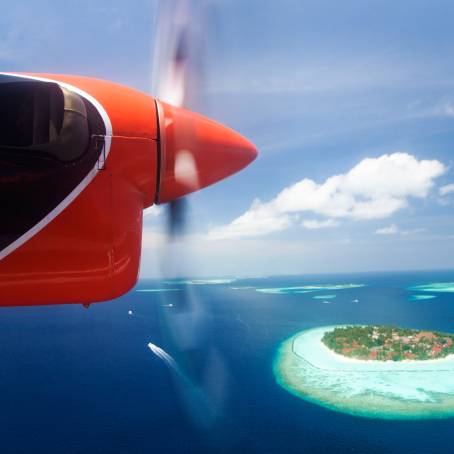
[273,325,454,419]
[322,325,454,361]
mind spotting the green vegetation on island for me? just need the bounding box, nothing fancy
[322,325,454,361]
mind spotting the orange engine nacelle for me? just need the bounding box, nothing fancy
[0,73,257,306]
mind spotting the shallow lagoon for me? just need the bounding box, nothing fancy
[164,278,237,285]
[256,284,365,295]
[274,326,454,419]
[410,283,454,293]
[409,294,436,301]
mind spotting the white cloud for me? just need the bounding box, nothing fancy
[302,219,339,229]
[416,101,454,120]
[442,104,454,117]
[208,152,445,240]
[143,205,163,218]
[401,228,426,236]
[208,200,293,240]
[439,183,454,196]
[209,53,434,96]
[375,225,427,236]
[375,224,399,235]
[141,229,166,247]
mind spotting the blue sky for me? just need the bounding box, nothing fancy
[3,0,454,277]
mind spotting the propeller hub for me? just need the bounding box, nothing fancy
[155,101,257,204]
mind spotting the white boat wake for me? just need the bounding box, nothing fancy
[147,341,220,427]
[147,342,180,374]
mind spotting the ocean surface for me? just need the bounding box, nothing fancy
[1,270,454,453]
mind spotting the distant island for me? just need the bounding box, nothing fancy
[322,325,454,361]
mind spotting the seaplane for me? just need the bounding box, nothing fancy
[0,0,257,307]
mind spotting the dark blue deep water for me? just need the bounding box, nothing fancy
[1,270,454,453]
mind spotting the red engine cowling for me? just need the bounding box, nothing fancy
[0,73,257,306]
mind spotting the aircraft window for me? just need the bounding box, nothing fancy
[0,81,90,162]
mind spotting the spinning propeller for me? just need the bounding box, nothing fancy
[150,0,257,238]
[151,0,202,237]
[148,0,240,428]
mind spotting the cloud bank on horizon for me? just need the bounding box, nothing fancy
[208,152,446,240]
[375,224,399,235]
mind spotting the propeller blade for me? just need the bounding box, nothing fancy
[151,0,205,110]
[167,198,187,239]
[151,0,208,237]
[150,0,257,236]
[148,2,232,428]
